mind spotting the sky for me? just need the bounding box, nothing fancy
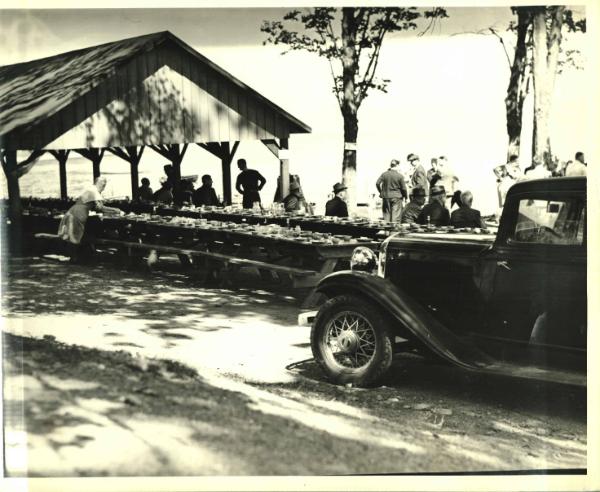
[0,6,591,214]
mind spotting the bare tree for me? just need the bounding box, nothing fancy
[531,6,564,168]
[505,8,533,161]
[262,7,446,210]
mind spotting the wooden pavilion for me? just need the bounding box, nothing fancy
[0,30,311,222]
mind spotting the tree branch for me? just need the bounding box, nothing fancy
[357,18,388,104]
[489,28,513,67]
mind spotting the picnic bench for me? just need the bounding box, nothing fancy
[34,232,319,287]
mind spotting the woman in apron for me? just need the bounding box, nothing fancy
[58,176,121,260]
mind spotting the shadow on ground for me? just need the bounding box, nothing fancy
[288,355,586,423]
[0,333,501,475]
[1,256,301,339]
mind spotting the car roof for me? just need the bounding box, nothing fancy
[508,176,586,196]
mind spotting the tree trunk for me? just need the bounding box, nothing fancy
[531,6,564,168]
[505,8,532,161]
[341,8,359,213]
[342,112,358,210]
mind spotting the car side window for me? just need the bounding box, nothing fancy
[510,198,584,246]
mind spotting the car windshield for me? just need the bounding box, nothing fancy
[512,197,584,245]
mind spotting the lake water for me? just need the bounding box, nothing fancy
[1,145,500,217]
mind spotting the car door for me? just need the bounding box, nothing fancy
[481,191,586,368]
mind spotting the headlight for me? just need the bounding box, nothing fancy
[350,246,377,273]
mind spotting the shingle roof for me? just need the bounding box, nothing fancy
[0,30,310,145]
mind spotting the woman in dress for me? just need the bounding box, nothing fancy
[58,176,121,257]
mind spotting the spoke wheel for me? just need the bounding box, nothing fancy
[325,311,377,369]
[311,295,394,387]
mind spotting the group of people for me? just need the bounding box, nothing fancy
[494,151,587,207]
[369,154,480,227]
[66,147,586,250]
[136,158,270,209]
[137,165,221,208]
[319,153,480,227]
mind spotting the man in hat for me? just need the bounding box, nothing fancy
[235,158,266,209]
[376,159,407,222]
[450,191,485,228]
[416,185,450,226]
[283,181,312,213]
[401,186,427,224]
[407,153,429,197]
[325,182,349,217]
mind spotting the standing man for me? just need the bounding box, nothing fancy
[376,159,407,222]
[235,158,266,209]
[407,153,429,197]
[325,182,349,217]
[437,155,459,209]
[427,158,441,187]
[416,185,450,226]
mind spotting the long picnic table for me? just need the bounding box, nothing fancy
[97,215,380,286]
[27,211,380,291]
[20,198,397,239]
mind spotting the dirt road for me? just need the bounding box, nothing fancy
[1,256,587,476]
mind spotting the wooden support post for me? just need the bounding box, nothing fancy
[221,142,232,205]
[59,160,67,199]
[130,160,139,199]
[1,150,23,252]
[149,144,186,186]
[75,148,105,182]
[280,138,290,200]
[92,160,101,180]
[49,150,70,200]
[2,150,20,215]
[221,141,240,205]
[198,141,239,205]
[107,146,145,200]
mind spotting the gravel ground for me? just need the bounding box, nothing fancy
[1,255,588,477]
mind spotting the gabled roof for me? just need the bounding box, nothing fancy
[0,30,310,146]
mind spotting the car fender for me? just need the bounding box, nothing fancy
[316,271,492,370]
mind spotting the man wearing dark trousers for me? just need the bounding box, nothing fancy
[376,159,407,222]
[235,159,266,209]
[407,153,429,197]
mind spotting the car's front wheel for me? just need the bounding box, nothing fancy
[311,295,394,387]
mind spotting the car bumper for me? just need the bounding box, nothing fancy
[298,310,318,327]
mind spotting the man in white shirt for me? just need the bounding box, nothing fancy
[565,152,587,176]
[437,155,459,209]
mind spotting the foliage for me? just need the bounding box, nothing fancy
[261,7,447,110]
[505,7,586,74]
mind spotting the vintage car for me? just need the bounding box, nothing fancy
[301,177,587,387]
